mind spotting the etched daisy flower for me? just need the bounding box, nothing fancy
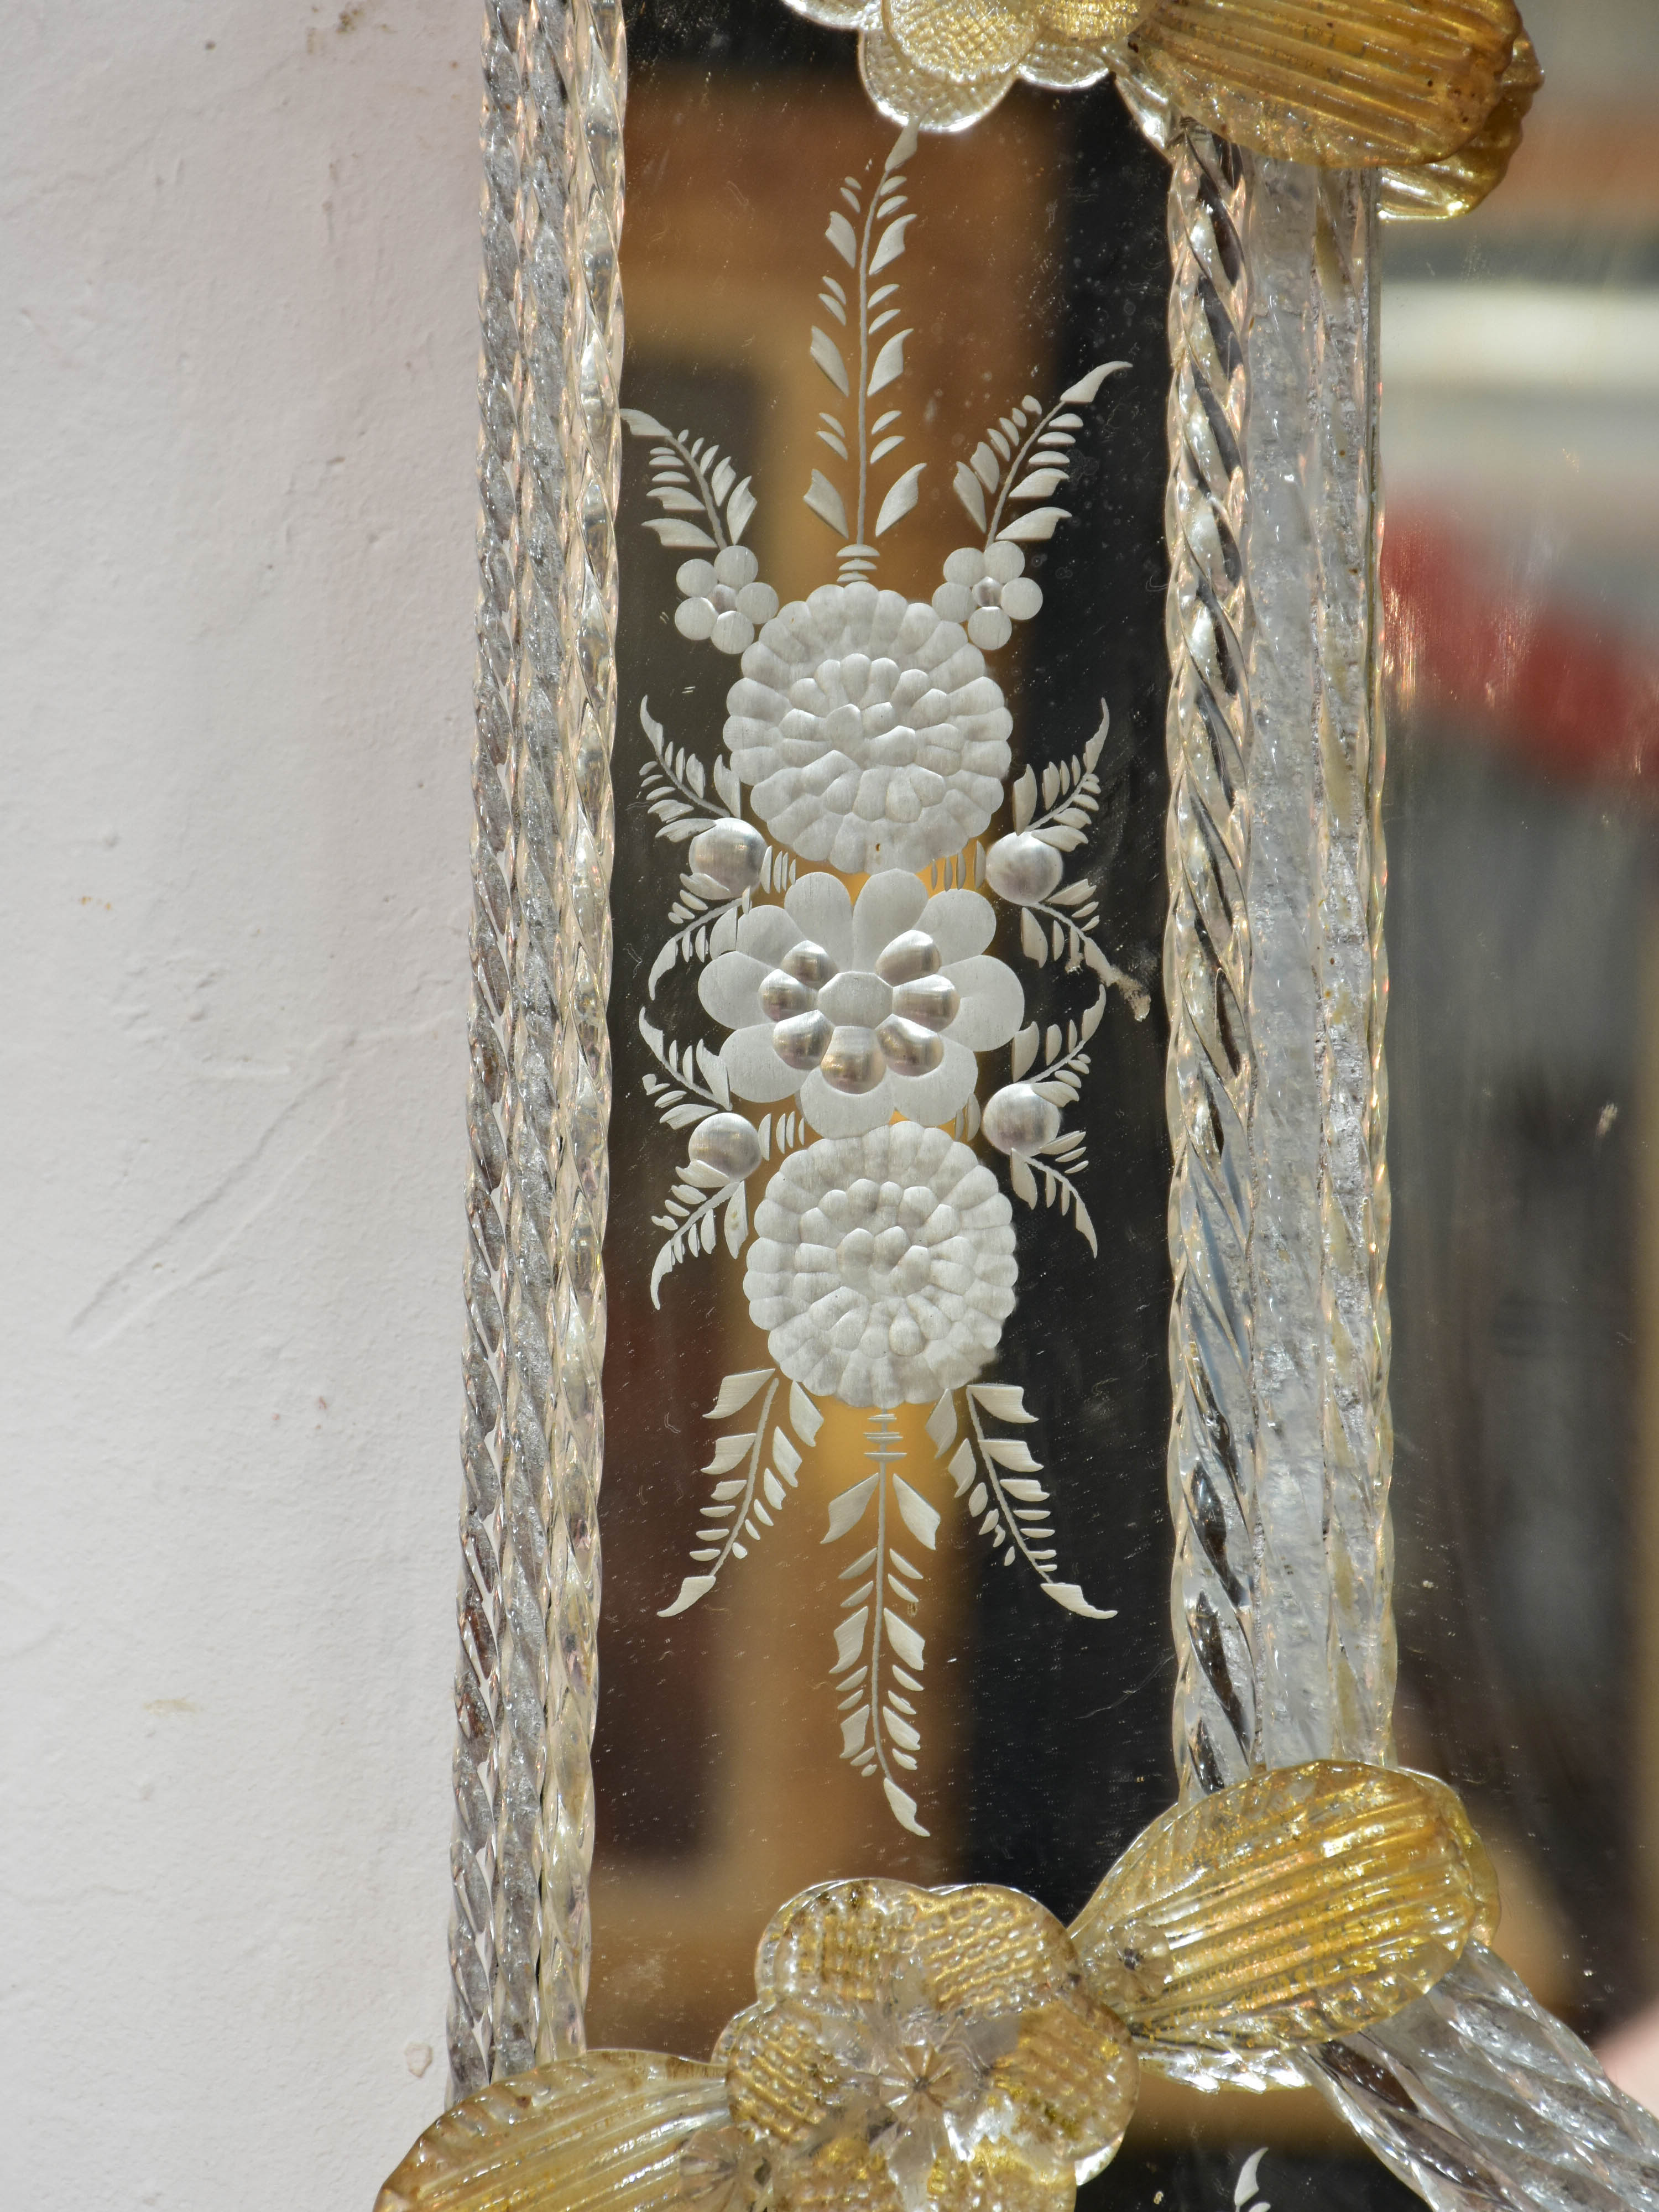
[932,544,1044,652]
[724,581,1012,872]
[744,1123,1016,1407]
[718,1877,1136,2212]
[700,869,1023,1139]
[677,547,780,655]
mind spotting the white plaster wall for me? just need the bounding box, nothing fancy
[1,6,479,2204]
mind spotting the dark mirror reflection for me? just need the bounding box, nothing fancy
[592,2,1659,2199]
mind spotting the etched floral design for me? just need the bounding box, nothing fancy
[677,548,780,655]
[725,583,1012,872]
[932,544,1044,652]
[622,138,1136,1829]
[714,1877,1136,2212]
[701,869,1022,1137]
[745,1124,1016,1407]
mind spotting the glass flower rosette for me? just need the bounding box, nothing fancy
[379,1759,1499,2209]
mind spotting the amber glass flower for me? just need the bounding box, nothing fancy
[784,0,1538,215]
[376,1762,1500,2212]
[717,1878,1137,2212]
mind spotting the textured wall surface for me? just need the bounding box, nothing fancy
[0,6,479,2205]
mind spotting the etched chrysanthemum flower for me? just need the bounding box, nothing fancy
[932,544,1044,652]
[715,1877,1136,2212]
[745,1123,1016,1407]
[724,581,1012,872]
[677,546,780,655]
[700,869,1022,1139]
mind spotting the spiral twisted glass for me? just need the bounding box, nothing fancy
[540,0,624,2068]
[448,0,525,2105]
[447,0,624,2100]
[1159,125,1659,2208]
[1162,131,1258,1799]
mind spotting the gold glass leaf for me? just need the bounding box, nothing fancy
[861,24,1020,131]
[885,0,1040,80]
[1381,27,1541,218]
[1069,1762,1500,2065]
[375,2051,729,2212]
[1121,0,1524,169]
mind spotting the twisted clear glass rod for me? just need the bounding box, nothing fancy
[447,0,525,2105]
[447,0,623,2100]
[1160,125,1659,2208]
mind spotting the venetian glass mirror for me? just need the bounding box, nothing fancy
[11,3,1659,2209]
[418,1,1659,2205]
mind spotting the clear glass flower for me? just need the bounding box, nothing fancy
[698,869,1023,1138]
[677,547,780,655]
[724,582,1013,872]
[744,1124,1017,1406]
[932,545,1045,652]
[718,1877,1136,2212]
[782,0,1139,135]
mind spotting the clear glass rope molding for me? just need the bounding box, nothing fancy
[447,0,624,2099]
[1162,131,1659,2205]
[441,11,1659,2204]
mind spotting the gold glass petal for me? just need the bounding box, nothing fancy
[1122,0,1523,169]
[775,2133,904,2212]
[861,25,1021,129]
[724,1995,869,2150]
[782,0,882,23]
[1068,1762,1500,2064]
[1019,35,1119,88]
[912,1883,1080,2018]
[884,0,1041,81]
[751,1877,914,2010]
[1039,0,1149,36]
[1381,26,1541,218]
[375,2051,729,2212]
[988,1997,1139,2176]
[930,2143,1078,2212]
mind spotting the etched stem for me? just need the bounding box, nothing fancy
[447,0,525,2106]
[1160,127,1659,2207]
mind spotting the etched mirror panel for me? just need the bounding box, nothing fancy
[592,9,1179,2076]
